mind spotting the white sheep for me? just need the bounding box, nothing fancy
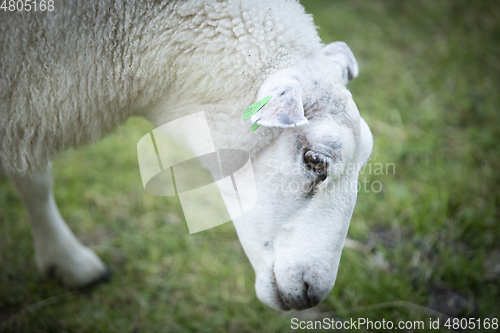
[0,0,373,311]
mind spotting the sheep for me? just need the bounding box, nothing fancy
[0,0,373,311]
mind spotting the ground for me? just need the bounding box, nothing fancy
[1,0,499,332]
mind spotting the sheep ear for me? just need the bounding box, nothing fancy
[322,41,359,84]
[250,79,308,128]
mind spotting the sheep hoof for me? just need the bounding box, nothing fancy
[79,268,113,290]
[37,244,111,288]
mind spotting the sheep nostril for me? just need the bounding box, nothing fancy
[304,281,321,307]
[303,281,312,307]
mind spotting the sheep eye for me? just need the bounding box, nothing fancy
[305,151,321,164]
[304,151,328,178]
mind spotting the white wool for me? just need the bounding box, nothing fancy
[0,0,322,175]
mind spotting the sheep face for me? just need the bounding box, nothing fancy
[232,42,373,310]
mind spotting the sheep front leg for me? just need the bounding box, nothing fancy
[11,164,110,287]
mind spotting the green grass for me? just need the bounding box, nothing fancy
[1,0,499,332]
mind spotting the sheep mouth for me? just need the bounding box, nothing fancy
[271,271,292,311]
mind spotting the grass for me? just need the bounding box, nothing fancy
[1,0,499,332]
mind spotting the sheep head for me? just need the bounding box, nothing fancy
[232,42,373,311]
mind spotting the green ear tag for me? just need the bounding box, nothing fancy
[243,96,271,132]
[251,123,260,132]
